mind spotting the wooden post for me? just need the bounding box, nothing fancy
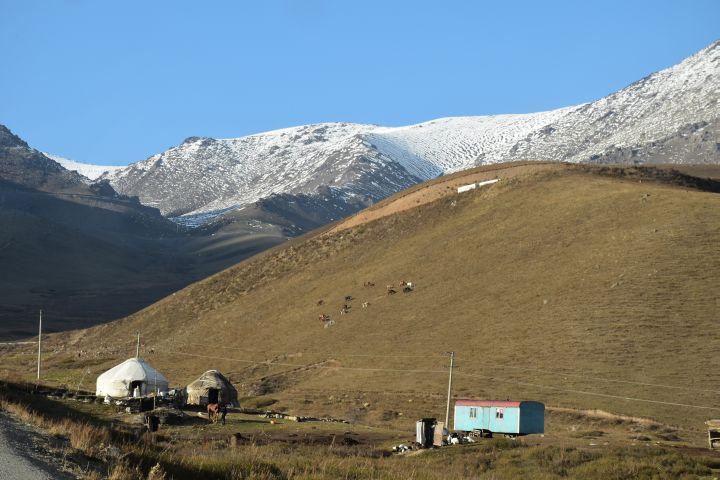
[153,372,157,410]
[36,310,42,383]
[445,351,455,431]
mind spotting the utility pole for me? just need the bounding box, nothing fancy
[445,351,455,430]
[136,332,140,358]
[36,310,42,383]
[76,369,89,396]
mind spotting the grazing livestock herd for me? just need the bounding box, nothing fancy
[317,280,415,327]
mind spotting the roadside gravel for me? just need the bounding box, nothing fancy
[0,411,75,479]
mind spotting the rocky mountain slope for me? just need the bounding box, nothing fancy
[0,126,96,194]
[102,40,719,228]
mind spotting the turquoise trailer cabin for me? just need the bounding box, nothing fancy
[454,399,544,436]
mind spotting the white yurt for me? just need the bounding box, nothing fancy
[96,358,169,398]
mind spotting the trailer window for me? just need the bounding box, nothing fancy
[469,408,477,418]
[496,408,504,419]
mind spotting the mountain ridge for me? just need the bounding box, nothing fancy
[100,40,719,227]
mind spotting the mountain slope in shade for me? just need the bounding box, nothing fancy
[103,41,719,228]
[0,125,286,339]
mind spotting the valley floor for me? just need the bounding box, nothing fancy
[2,381,720,479]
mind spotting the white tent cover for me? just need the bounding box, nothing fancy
[95,357,169,398]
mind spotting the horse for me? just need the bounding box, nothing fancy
[319,314,330,322]
[344,295,353,302]
[362,302,369,308]
[207,403,221,424]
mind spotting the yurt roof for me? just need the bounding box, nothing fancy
[97,357,168,384]
[187,369,235,391]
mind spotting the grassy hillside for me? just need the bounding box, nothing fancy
[9,163,720,441]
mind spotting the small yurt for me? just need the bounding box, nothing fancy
[185,370,239,406]
[96,358,169,398]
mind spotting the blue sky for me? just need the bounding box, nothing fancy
[1,0,718,166]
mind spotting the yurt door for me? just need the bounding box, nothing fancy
[130,380,143,397]
[208,388,219,404]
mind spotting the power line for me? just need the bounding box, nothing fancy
[11,341,720,411]
[454,371,720,412]
[177,341,450,359]
[14,334,718,396]
[151,347,720,412]
[458,360,720,395]
[153,348,449,375]
[24,341,720,397]
[171,342,720,395]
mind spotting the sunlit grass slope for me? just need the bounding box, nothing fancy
[21,163,720,434]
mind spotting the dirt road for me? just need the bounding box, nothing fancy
[0,412,74,479]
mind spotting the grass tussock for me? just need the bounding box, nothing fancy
[108,461,143,480]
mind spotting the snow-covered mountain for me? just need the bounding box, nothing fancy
[43,153,123,181]
[102,111,569,222]
[103,40,720,227]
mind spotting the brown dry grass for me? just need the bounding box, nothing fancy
[0,396,111,458]
[127,437,716,480]
[2,380,719,479]
[10,163,720,442]
[330,161,565,232]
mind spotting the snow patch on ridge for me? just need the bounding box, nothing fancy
[44,153,123,181]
